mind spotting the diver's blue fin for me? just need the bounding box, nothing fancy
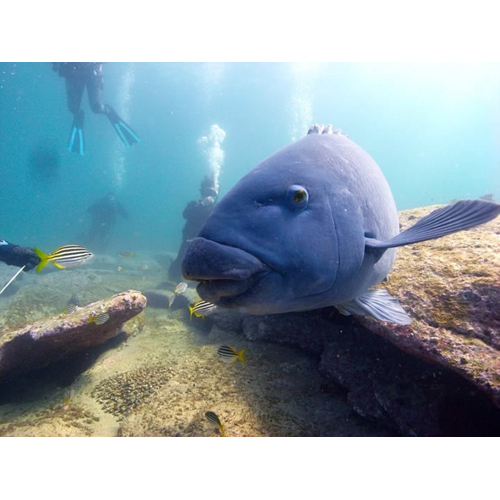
[105,105,140,148]
[67,109,85,155]
[335,289,412,325]
[365,200,500,250]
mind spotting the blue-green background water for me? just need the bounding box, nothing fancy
[1,62,499,254]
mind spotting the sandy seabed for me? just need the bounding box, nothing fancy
[0,255,393,437]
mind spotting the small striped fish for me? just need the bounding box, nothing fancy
[168,282,189,308]
[88,312,109,326]
[34,245,93,273]
[205,411,225,437]
[175,282,188,295]
[63,303,78,315]
[217,345,246,365]
[189,299,217,319]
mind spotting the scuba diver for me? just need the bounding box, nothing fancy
[80,193,129,253]
[168,175,219,282]
[52,63,140,155]
[0,239,40,295]
[0,239,40,271]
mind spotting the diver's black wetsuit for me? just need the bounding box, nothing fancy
[54,62,107,115]
[168,177,218,282]
[0,239,40,271]
[53,63,140,155]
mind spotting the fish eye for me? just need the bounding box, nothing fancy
[288,185,309,209]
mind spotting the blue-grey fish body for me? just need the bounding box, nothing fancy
[182,125,500,325]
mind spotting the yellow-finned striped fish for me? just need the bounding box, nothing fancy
[217,345,246,365]
[189,299,217,319]
[88,312,110,326]
[205,411,225,437]
[34,245,93,273]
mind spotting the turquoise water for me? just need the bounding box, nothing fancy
[1,62,499,253]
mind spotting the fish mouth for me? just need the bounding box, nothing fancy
[182,237,271,301]
[197,273,269,302]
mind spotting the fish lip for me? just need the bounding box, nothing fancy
[199,237,280,278]
[197,269,272,301]
[184,236,279,301]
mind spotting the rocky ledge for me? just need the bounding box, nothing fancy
[358,205,500,408]
[0,290,146,383]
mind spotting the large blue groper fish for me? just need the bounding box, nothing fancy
[182,124,500,325]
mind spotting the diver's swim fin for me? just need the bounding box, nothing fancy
[335,289,412,325]
[105,105,140,148]
[365,200,500,250]
[67,109,85,155]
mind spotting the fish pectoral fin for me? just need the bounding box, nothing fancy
[365,199,500,250]
[335,289,411,325]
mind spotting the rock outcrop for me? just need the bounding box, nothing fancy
[0,290,146,382]
[358,206,500,408]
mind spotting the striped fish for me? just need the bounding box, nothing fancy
[205,411,225,437]
[175,282,188,295]
[189,299,217,319]
[217,345,246,365]
[168,282,189,308]
[88,312,110,326]
[34,245,93,273]
[63,303,78,315]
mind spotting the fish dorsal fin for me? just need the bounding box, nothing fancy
[307,124,347,137]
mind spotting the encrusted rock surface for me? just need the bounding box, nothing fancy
[358,206,500,408]
[0,290,146,382]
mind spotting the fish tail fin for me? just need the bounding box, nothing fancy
[365,200,500,249]
[168,295,175,309]
[238,349,246,365]
[88,316,96,325]
[188,305,194,320]
[219,425,226,437]
[34,247,50,273]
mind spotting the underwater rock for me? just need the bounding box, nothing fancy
[0,290,146,382]
[143,290,174,309]
[318,324,500,436]
[235,293,500,435]
[211,309,243,333]
[357,205,500,408]
[242,309,339,355]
